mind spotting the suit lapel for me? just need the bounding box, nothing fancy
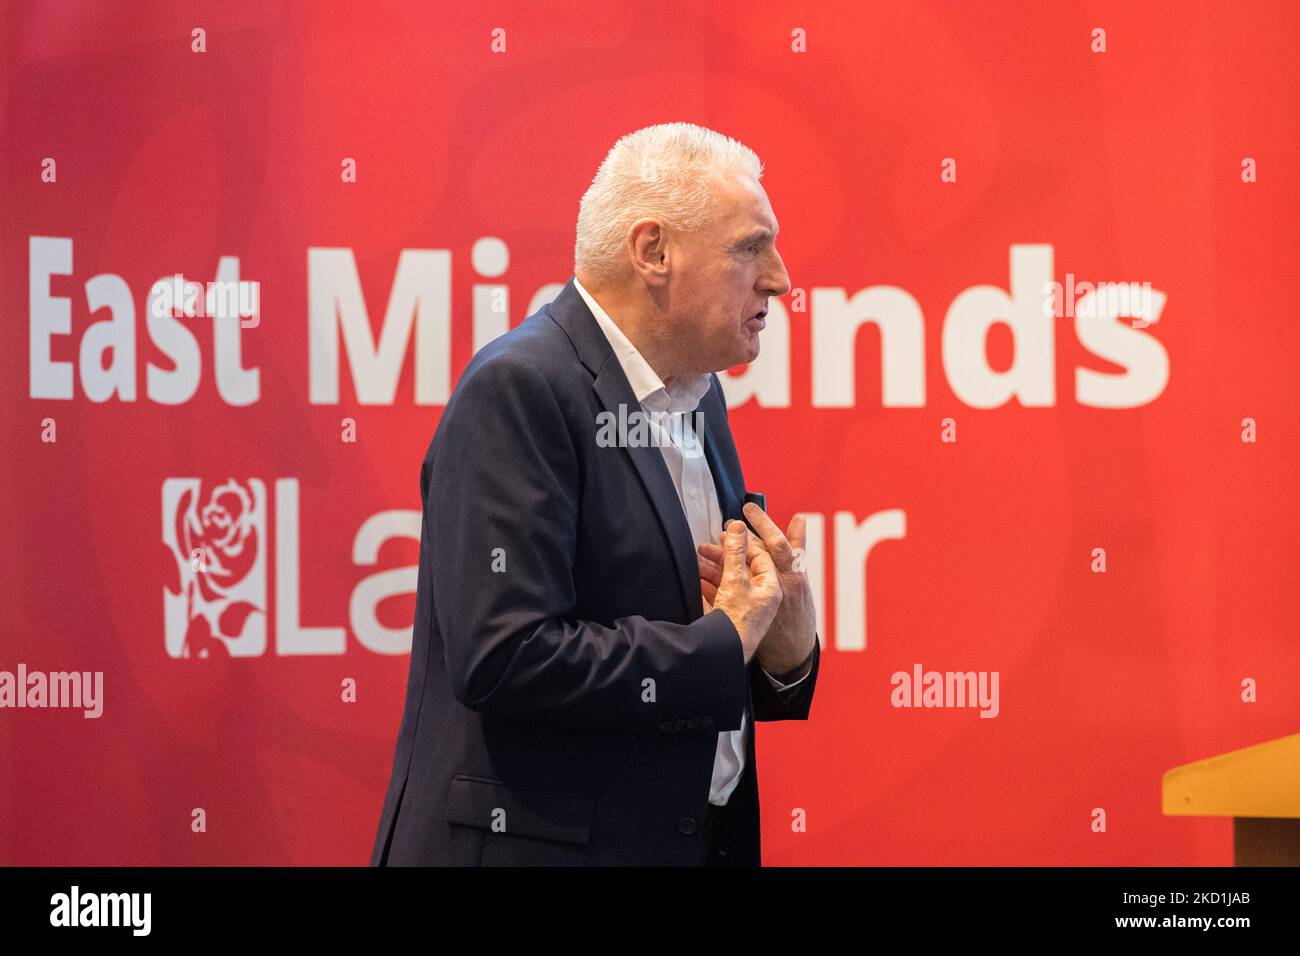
[697,382,757,726]
[591,365,702,620]
[700,384,743,524]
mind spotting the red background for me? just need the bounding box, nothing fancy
[2,0,1298,865]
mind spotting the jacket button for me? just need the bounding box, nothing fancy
[687,717,701,728]
[677,816,698,835]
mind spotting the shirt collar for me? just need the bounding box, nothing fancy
[573,275,712,414]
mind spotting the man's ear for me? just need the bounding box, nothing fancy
[629,219,671,287]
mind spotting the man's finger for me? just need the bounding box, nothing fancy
[786,513,807,556]
[698,554,722,586]
[702,524,767,571]
[697,541,723,563]
[700,577,718,606]
[749,542,780,582]
[700,538,764,567]
[740,524,767,565]
[722,520,751,583]
[742,501,793,569]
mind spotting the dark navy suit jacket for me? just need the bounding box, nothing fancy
[370,275,820,866]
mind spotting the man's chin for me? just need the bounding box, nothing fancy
[705,340,760,372]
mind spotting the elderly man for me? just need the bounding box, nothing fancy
[371,122,820,866]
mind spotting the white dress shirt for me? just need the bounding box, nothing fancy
[574,276,811,806]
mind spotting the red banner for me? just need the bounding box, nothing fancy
[3,0,1298,865]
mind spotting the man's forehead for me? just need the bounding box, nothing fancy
[725,175,778,235]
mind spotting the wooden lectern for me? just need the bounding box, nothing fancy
[1162,731,1300,865]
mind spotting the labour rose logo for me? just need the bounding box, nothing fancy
[162,479,268,658]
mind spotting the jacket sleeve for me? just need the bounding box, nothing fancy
[749,635,821,721]
[427,355,748,736]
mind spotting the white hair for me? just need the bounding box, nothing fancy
[574,122,764,287]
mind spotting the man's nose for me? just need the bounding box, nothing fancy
[761,248,791,298]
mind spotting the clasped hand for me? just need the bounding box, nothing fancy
[697,502,817,676]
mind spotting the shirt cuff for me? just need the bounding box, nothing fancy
[759,649,815,691]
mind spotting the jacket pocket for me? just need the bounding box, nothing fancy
[444,773,595,846]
